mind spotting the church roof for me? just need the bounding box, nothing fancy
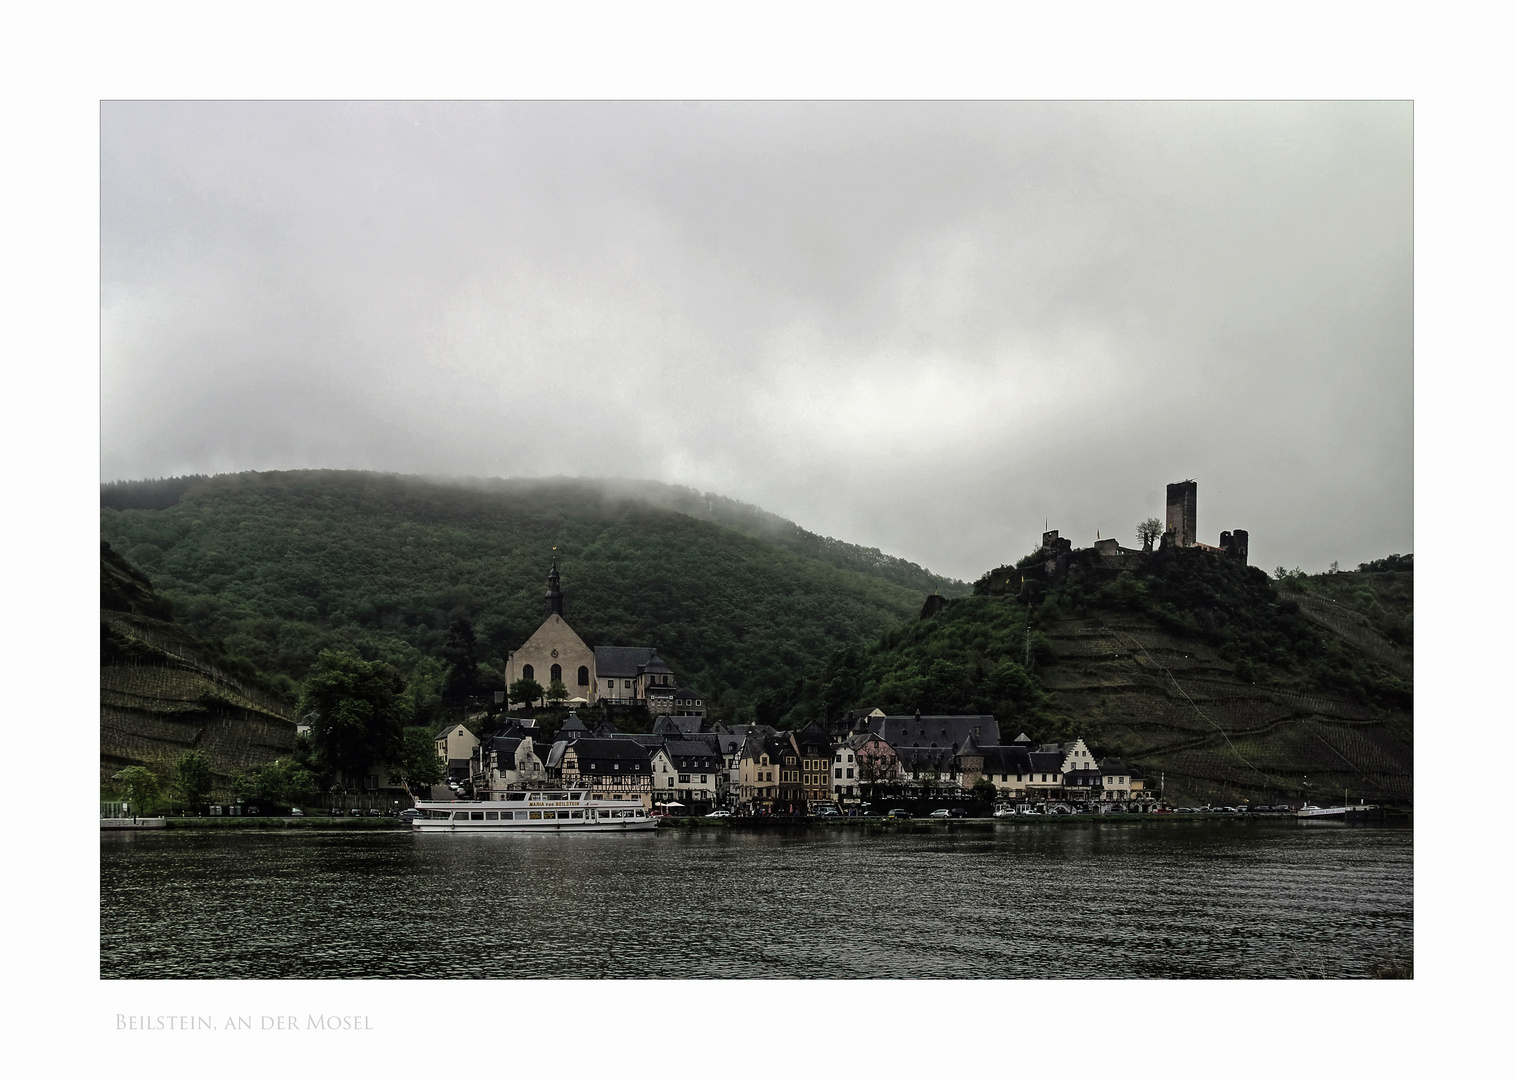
[594,646,658,677]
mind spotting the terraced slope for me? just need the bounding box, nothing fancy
[100,542,296,790]
[1035,609,1411,806]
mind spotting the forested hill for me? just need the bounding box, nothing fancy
[763,547,1413,806]
[99,470,965,720]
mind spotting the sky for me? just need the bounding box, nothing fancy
[101,100,1412,581]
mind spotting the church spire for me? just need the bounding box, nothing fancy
[545,549,564,616]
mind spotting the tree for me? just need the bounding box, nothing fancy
[546,678,569,705]
[441,616,480,704]
[971,775,999,805]
[173,750,214,812]
[1136,517,1164,551]
[114,766,161,816]
[297,649,407,780]
[508,677,544,710]
[389,727,445,793]
[234,758,318,807]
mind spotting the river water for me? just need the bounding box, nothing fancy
[100,820,1411,979]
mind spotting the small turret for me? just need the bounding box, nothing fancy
[545,553,564,616]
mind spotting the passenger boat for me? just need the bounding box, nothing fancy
[410,789,658,832]
[1297,800,1379,820]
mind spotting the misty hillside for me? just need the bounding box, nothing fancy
[764,546,1412,805]
[99,470,966,720]
[101,541,297,790]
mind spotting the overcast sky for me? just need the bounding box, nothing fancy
[101,101,1411,581]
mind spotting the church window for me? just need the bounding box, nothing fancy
[578,666,589,686]
[522,664,534,682]
[551,663,562,683]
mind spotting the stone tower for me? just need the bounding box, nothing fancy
[544,554,564,616]
[1165,481,1197,548]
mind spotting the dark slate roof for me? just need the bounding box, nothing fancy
[1099,759,1130,775]
[594,646,657,677]
[795,722,833,753]
[489,736,524,757]
[642,652,673,675]
[982,746,1032,773]
[611,733,668,748]
[1027,752,1064,772]
[896,746,957,771]
[558,712,589,735]
[653,715,705,735]
[717,724,775,756]
[671,687,702,703]
[665,738,722,769]
[570,738,652,770]
[863,714,1002,750]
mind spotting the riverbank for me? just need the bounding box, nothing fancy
[120,815,406,830]
[659,810,1412,828]
[111,809,1411,831]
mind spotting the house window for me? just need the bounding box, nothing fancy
[701,775,707,783]
[607,679,615,689]
[835,769,842,779]
[846,768,854,779]
[679,774,691,784]
[668,778,675,788]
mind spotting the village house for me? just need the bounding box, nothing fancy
[661,735,726,809]
[435,723,480,770]
[472,732,547,795]
[831,739,862,804]
[794,723,835,808]
[559,737,655,809]
[849,731,901,796]
[738,729,785,809]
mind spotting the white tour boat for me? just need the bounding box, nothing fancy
[410,789,658,832]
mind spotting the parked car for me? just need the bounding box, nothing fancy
[399,809,419,822]
[928,808,952,818]
[815,808,841,818]
[1175,807,1195,813]
[704,810,732,818]
[289,807,304,817]
[861,810,882,818]
[886,808,912,819]
[349,808,363,816]
[992,808,1016,817]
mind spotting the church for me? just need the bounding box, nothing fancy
[504,556,682,713]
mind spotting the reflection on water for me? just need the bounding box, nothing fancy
[101,821,1411,979]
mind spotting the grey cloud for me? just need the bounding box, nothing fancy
[101,101,1411,580]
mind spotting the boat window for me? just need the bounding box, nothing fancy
[528,811,542,820]
[485,811,498,821]
[506,792,526,802]
[452,811,467,821]
[471,811,484,820]
[514,811,528,820]
[571,810,583,819]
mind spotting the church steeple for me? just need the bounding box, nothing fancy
[545,551,564,616]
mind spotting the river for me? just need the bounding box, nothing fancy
[100,819,1411,979]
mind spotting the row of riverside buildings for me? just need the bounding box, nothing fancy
[434,708,1155,814]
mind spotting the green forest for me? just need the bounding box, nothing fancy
[100,470,967,723]
[769,546,1415,729]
